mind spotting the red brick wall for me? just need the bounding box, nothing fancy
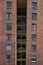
[0,0,43,65]
[26,0,43,65]
[0,0,17,65]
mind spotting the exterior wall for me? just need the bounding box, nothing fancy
[26,0,43,65]
[0,0,43,65]
[0,0,17,65]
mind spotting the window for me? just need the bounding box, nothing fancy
[6,55,11,62]
[31,55,37,62]
[32,13,37,20]
[6,13,12,20]
[7,2,12,9]
[6,44,12,51]
[22,18,26,25]
[17,44,21,50]
[17,61,21,65]
[6,23,12,30]
[17,8,21,16]
[22,52,26,59]
[31,45,36,52]
[32,34,37,41]
[32,23,37,30]
[17,18,21,24]
[21,27,26,33]
[6,34,12,41]
[22,61,26,65]
[22,44,26,50]
[17,52,21,59]
[22,8,26,16]
[32,2,37,9]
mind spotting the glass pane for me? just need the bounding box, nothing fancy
[6,44,12,51]
[32,34,37,41]
[7,23,12,30]
[32,24,37,30]
[7,2,12,9]
[32,13,37,20]
[32,2,37,9]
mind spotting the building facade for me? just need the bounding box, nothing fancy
[0,0,43,65]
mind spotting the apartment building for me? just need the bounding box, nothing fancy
[0,0,43,65]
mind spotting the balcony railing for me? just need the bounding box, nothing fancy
[17,30,26,34]
[17,39,26,42]
[17,22,26,25]
[17,47,26,50]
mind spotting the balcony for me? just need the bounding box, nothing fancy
[17,52,26,59]
[17,26,26,35]
[17,8,26,16]
[17,18,26,26]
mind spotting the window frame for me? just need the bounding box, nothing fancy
[32,13,37,20]
[6,55,12,62]
[31,55,37,62]
[6,12,12,20]
[31,45,36,52]
[32,2,37,9]
[6,23,12,30]
[6,44,12,51]
[32,34,37,41]
[6,34,12,41]
[7,2,12,9]
[32,23,37,31]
